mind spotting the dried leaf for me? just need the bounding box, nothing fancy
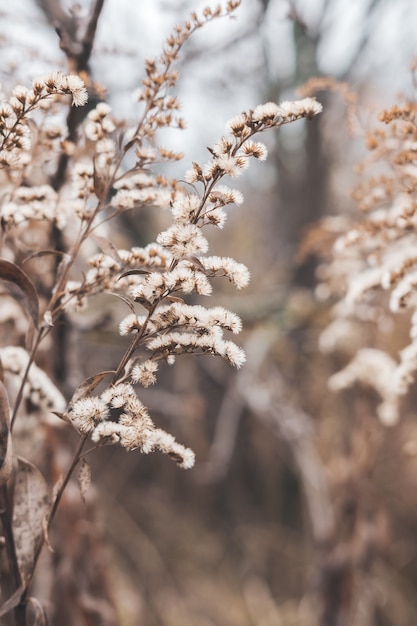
[27,596,48,625]
[91,234,124,266]
[0,381,12,487]
[185,255,207,272]
[118,268,150,279]
[53,253,72,288]
[93,160,108,199]
[43,310,54,327]
[132,296,153,311]
[109,292,136,314]
[12,458,50,584]
[0,584,25,618]
[23,249,65,264]
[25,321,36,353]
[70,371,115,406]
[78,459,91,503]
[166,295,184,303]
[50,411,69,423]
[0,259,39,329]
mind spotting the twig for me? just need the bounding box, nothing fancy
[47,433,89,529]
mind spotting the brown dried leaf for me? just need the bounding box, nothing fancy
[27,596,48,625]
[25,321,36,353]
[132,296,153,311]
[91,234,124,266]
[50,411,69,423]
[185,255,207,272]
[70,371,115,406]
[0,381,12,487]
[42,310,54,327]
[109,292,136,314]
[0,259,39,329]
[53,252,72,288]
[118,269,151,279]
[0,584,25,618]
[12,458,50,584]
[23,249,65,264]
[166,295,184,303]
[93,162,108,199]
[78,458,91,503]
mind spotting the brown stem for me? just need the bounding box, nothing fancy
[10,327,46,430]
[47,434,89,529]
[80,0,106,71]
[194,127,259,222]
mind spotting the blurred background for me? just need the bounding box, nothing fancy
[2,1,417,624]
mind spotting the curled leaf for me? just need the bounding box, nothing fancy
[118,269,150,280]
[0,259,39,329]
[70,371,115,406]
[109,292,136,314]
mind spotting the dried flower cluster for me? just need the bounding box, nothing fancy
[69,382,195,468]
[0,3,323,475]
[0,1,323,584]
[57,93,321,460]
[0,72,87,169]
[316,98,417,425]
[0,4,327,621]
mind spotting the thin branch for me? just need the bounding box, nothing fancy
[49,0,106,190]
[47,434,89,529]
[81,0,106,72]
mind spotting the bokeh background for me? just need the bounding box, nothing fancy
[3,1,417,624]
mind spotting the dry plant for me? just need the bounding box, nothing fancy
[294,73,417,624]
[0,2,323,623]
[315,92,417,424]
